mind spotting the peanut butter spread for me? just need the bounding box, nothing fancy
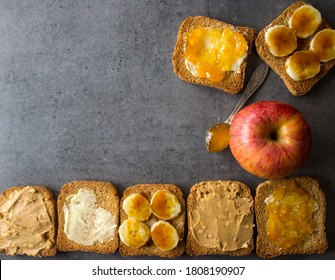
[0,187,53,256]
[190,182,253,251]
[63,189,117,246]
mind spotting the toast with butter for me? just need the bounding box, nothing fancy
[255,176,327,258]
[119,184,185,258]
[255,1,335,96]
[186,180,254,256]
[0,186,57,257]
[172,16,256,94]
[56,181,119,254]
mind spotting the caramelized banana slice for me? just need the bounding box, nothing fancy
[285,50,321,81]
[123,193,151,221]
[265,25,297,57]
[310,29,335,62]
[288,5,321,38]
[150,221,179,251]
[119,218,150,248]
[150,190,181,220]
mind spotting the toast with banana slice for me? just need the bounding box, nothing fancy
[255,1,335,96]
[119,184,185,258]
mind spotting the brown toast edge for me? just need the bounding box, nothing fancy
[186,180,254,256]
[172,16,256,94]
[255,176,328,258]
[56,180,120,254]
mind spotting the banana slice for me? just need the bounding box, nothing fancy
[285,50,321,81]
[119,218,150,248]
[150,221,179,251]
[310,29,335,62]
[123,193,151,221]
[150,190,181,220]
[288,5,321,38]
[265,25,297,57]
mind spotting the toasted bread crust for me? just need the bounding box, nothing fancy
[255,1,335,96]
[0,186,57,257]
[172,16,256,94]
[255,176,328,258]
[186,181,254,256]
[119,184,185,258]
[56,181,119,254]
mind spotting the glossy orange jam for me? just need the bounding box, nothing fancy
[151,221,178,251]
[125,193,151,221]
[206,123,230,152]
[150,190,177,220]
[183,27,248,82]
[265,181,316,249]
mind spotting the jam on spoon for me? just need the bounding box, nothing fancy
[206,64,269,152]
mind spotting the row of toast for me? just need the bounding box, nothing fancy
[172,1,335,96]
[0,176,327,258]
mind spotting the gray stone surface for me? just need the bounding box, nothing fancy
[0,0,334,259]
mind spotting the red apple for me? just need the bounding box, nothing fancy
[229,100,312,179]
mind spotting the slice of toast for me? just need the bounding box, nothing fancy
[186,181,254,256]
[56,181,119,254]
[255,1,335,96]
[119,184,185,258]
[255,176,327,258]
[0,186,57,257]
[172,16,256,94]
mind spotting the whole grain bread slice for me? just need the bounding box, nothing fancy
[186,180,254,256]
[172,16,256,94]
[255,176,327,258]
[119,184,185,258]
[56,180,119,254]
[0,186,57,257]
[255,1,335,96]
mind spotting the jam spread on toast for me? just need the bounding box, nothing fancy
[265,181,317,248]
[183,27,248,82]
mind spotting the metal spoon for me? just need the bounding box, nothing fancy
[206,64,269,152]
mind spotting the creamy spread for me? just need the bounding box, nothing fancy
[63,189,117,246]
[190,182,254,251]
[0,186,54,256]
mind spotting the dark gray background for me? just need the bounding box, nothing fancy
[0,0,334,260]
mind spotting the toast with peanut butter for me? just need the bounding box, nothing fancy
[119,184,185,258]
[186,180,254,256]
[172,16,256,94]
[255,1,335,96]
[56,181,119,254]
[255,176,327,258]
[0,186,57,257]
